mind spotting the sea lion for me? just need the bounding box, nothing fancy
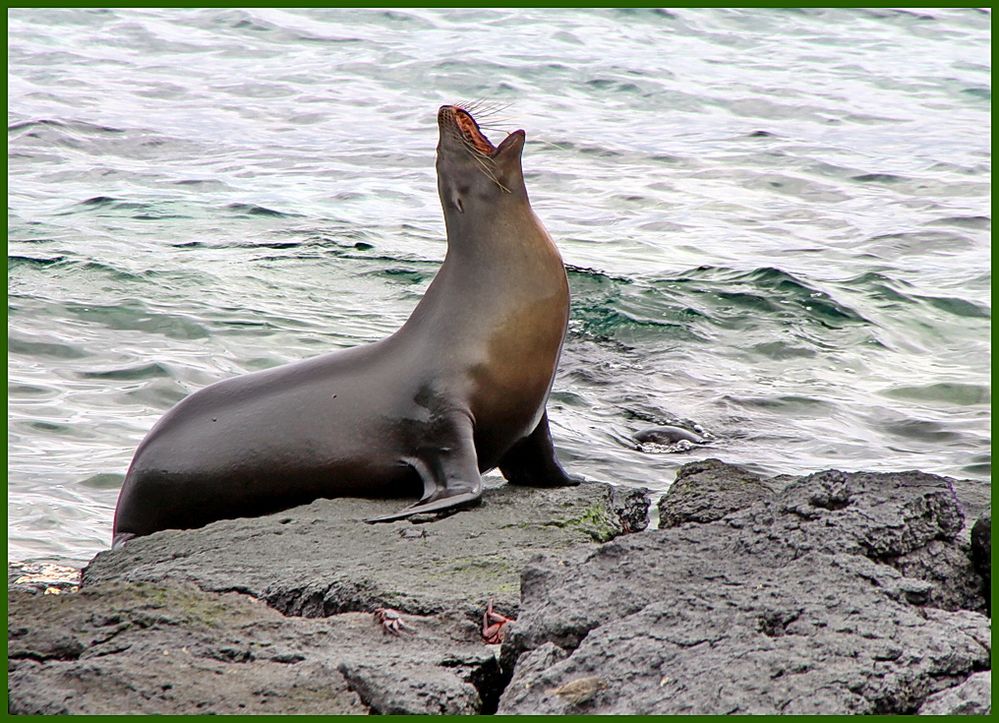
[112,104,577,545]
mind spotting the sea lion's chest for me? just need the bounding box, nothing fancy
[463,293,567,462]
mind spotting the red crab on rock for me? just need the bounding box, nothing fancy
[482,601,514,644]
[373,607,414,636]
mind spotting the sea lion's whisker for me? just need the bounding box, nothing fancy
[470,152,509,193]
[466,148,509,193]
[529,137,570,153]
[441,106,509,192]
[477,123,513,134]
[458,98,490,114]
[467,102,512,119]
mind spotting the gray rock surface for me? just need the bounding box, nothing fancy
[971,508,991,582]
[950,479,991,533]
[970,508,992,617]
[83,481,648,619]
[9,462,989,715]
[10,480,647,714]
[8,581,493,714]
[918,670,992,715]
[657,457,778,527]
[499,462,991,714]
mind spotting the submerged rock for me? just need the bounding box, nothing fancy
[633,425,710,453]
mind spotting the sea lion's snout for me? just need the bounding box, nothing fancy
[437,105,528,201]
[438,105,497,156]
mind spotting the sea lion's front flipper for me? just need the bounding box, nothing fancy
[365,413,483,524]
[499,410,581,487]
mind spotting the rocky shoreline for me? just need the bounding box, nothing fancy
[7,459,991,714]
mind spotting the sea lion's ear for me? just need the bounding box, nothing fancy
[494,130,525,162]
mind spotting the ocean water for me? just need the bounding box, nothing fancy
[7,7,991,566]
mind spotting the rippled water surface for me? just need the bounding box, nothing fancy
[8,8,991,565]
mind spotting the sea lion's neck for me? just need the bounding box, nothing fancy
[399,197,567,339]
[441,195,552,263]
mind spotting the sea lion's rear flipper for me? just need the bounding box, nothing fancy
[499,410,581,488]
[365,413,483,524]
[364,488,482,524]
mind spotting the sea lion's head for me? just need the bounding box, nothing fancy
[436,105,527,218]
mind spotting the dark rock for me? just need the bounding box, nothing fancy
[10,462,989,715]
[918,671,991,715]
[970,508,991,615]
[658,457,776,527]
[8,582,369,714]
[499,462,991,714]
[12,480,646,714]
[887,539,985,613]
[970,508,991,581]
[608,484,651,534]
[949,479,991,533]
[337,661,481,715]
[83,480,646,619]
[7,580,506,715]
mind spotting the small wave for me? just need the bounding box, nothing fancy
[550,140,625,159]
[568,264,869,344]
[78,362,172,381]
[378,267,432,284]
[79,473,125,490]
[750,341,817,360]
[571,305,705,343]
[961,86,990,101]
[64,301,211,340]
[724,267,868,324]
[911,294,990,319]
[586,78,643,94]
[8,118,125,135]
[566,265,634,285]
[924,215,990,230]
[723,394,836,414]
[880,383,990,406]
[7,255,68,267]
[26,420,73,434]
[8,383,59,397]
[79,195,118,206]
[851,173,907,184]
[8,336,88,360]
[247,241,303,250]
[226,202,298,218]
[68,197,189,220]
[962,457,992,477]
[868,230,975,253]
[879,417,962,443]
[10,254,196,287]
